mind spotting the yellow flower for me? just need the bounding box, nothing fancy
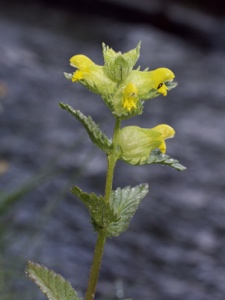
[151,124,175,153]
[151,68,175,96]
[125,67,175,100]
[70,55,96,82]
[122,83,139,111]
[68,54,117,96]
[118,124,175,165]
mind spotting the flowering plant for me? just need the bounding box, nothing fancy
[26,42,186,300]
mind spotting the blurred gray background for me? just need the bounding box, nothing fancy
[0,1,225,299]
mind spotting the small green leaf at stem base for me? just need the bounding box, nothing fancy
[26,261,81,300]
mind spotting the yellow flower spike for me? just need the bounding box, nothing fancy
[122,83,139,111]
[65,44,178,118]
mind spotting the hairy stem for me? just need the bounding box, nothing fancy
[84,229,106,300]
[84,118,121,300]
[104,118,121,202]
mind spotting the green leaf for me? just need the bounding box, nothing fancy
[106,184,149,237]
[26,261,80,300]
[145,149,186,171]
[71,186,119,231]
[59,103,112,154]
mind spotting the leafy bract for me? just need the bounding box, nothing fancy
[122,149,186,171]
[26,261,80,300]
[102,42,141,82]
[71,185,149,237]
[71,186,119,231]
[59,103,112,154]
[106,184,149,237]
[146,149,186,171]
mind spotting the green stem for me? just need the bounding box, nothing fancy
[84,229,106,300]
[84,118,121,300]
[104,118,121,202]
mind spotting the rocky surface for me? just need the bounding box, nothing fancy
[0,2,225,300]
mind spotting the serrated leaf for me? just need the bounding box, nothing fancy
[71,186,119,231]
[145,149,186,171]
[106,184,149,237]
[102,42,141,82]
[59,103,112,154]
[26,261,80,300]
